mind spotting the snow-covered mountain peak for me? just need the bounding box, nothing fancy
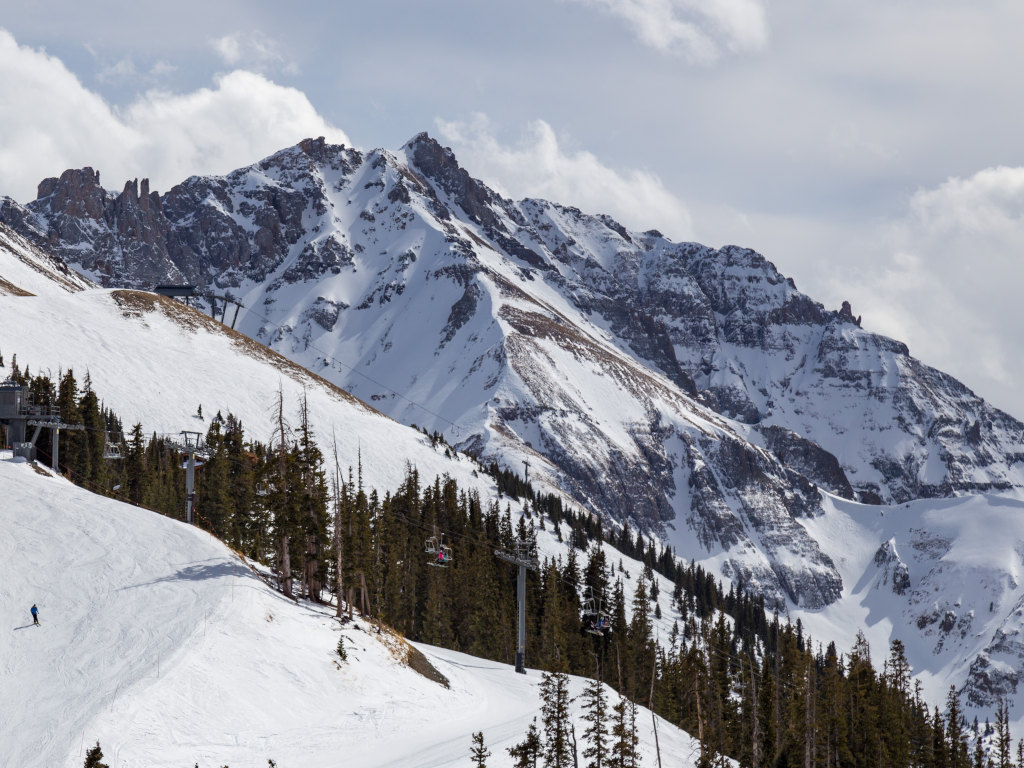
[3,135,1024,614]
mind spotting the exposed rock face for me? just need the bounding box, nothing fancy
[759,425,854,500]
[873,538,911,595]
[4,132,1024,610]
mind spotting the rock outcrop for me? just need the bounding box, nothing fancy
[4,133,1024,609]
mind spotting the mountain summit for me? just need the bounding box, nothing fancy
[4,134,1023,610]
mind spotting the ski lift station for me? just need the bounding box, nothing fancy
[0,380,121,467]
[0,379,26,445]
[0,379,55,460]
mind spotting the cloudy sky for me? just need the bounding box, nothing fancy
[2,1,1023,417]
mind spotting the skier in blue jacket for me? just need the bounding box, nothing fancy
[30,604,39,626]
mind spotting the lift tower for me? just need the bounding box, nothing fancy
[161,431,208,524]
[495,539,539,674]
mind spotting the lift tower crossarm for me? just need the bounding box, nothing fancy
[26,420,85,472]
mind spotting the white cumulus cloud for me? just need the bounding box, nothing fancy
[836,165,1024,415]
[0,29,348,202]
[566,0,768,62]
[435,115,693,240]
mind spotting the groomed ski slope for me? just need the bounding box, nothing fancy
[0,457,704,768]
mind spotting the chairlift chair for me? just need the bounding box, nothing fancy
[427,534,453,567]
[582,586,611,636]
[102,432,125,460]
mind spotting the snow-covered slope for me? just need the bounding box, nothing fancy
[4,135,1022,615]
[0,287,490,503]
[793,488,1024,720]
[0,220,91,296]
[1,457,701,767]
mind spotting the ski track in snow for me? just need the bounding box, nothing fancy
[0,458,703,768]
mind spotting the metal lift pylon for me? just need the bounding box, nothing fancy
[160,431,208,524]
[495,539,539,674]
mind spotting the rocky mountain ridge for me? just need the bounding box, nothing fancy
[4,134,1024,612]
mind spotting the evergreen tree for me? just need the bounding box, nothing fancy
[296,394,330,601]
[199,418,233,535]
[997,697,1012,768]
[973,734,985,768]
[581,676,610,768]
[123,423,148,505]
[470,731,492,768]
[948,685,968,768]
[609,695,640,768]
[78,375,108,488]
[540,671,574,768]
[83,741,109,768]
[508,718,542,768]
[56,369,86,475]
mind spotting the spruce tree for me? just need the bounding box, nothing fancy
[948,685,967,768]
[296,394,330,601]
[581,676,610,768]
[609,695,640,768]
[540,671,574,768]
[508,718,542,768]
[997,697,1012,768]
[470,731,491,767]
[83,741,109,768]
[56,369,85,475]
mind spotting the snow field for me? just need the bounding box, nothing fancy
[796,491,1024,729]
[2,457,704,767]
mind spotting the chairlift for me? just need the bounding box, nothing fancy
[102,432,125,460]
[426,533,453,568]
[582,586,611,636]
[255,481,270,497]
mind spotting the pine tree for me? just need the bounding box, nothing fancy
[83,741,109,768]
[973,734,985,768]
[996,697,1012,768]
[948,685,968,768]
[609,695,640,768]
[122,423,147,505]
[471,731,492,767]
[540,671,574,768]
[56,369,86,475]
[509,718,542,768]
[296,394,330,601]
[581,676,610,768]
[78,375,108,489]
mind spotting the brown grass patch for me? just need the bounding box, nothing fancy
[378,626,450,688]
[0,276,34,297]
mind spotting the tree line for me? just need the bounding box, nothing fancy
[5,359,1018,768]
